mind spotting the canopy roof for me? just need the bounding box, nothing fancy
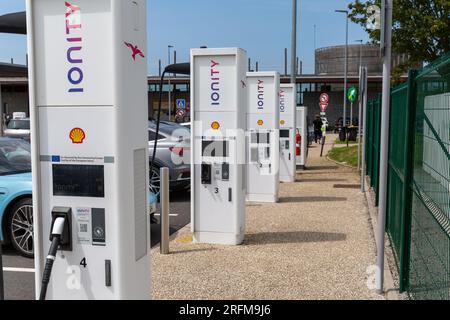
[0,11,26,35]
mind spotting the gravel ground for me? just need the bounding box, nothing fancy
[151,134,383,300]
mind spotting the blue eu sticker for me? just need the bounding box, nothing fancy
[52,156,61,163]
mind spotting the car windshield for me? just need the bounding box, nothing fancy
[7,119,30,130]
[0,139,31,175]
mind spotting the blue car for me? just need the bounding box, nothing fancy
[0,137,158,258]
[0,137,33,258]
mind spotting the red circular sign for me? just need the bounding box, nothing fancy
[176,109,186,118]
[320,93,329,103]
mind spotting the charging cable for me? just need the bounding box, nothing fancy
[39,217,66,300]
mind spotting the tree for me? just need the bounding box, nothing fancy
[348,0,450,80]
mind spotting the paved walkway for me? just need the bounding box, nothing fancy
[151,135,383,300]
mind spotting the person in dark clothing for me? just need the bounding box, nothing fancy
[313,115,323,143]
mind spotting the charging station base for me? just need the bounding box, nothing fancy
[193,232,244,246]
[280,175,296,183]
[246,194,278,203]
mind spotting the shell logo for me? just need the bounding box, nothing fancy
[211,121,220,130]
[69,128,86,144]
[257,119,264,126]
[280,120,286,125]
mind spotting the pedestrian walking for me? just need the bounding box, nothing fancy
[313,115,323,143]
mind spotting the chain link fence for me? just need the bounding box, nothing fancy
[365,52,450,299]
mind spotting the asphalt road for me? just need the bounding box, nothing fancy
[0,190,190,300]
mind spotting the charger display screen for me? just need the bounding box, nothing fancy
[52,164,105,198]
[280,130,290,138]
[202,140,229,157]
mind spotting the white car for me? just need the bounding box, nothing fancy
[4,118,30,141]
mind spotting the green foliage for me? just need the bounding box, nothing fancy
[348,0,450,82]
[328,145,359,167]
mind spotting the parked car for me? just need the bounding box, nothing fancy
[148,120,190,197]
[0,137,33,258]
[179,122,191,130]
[4,117,30,141]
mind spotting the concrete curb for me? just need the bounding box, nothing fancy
[326,155,357,169]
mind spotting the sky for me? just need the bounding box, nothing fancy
[0,0,370,75]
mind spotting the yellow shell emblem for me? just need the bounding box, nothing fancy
[70,128,86,144]
[257,119,264,126]
[211,121,220,130]
[280,120,286,125]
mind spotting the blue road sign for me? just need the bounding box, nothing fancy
[176,99,186,109]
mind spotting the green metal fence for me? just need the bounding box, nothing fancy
[408,54,450,300]
[365,52,450,299]
[365,94,382,205]
[385,81,411,292]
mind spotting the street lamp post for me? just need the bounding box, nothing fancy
[355,39,363,72]
[168,45,174,122]
[335,9,349,129]
[352,39,363,126]
[291,0,298,85]
[314,24,316,51]
[377,0,393,294]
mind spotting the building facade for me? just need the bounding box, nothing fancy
[0,44,408,129]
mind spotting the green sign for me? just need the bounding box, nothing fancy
[347,87,358,103]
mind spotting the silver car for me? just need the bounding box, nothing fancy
[4,118,31,141]
[148,120,190,197]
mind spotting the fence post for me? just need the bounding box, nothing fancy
[366,100,373,182]
[160,167,170,255]
[398,69,418,292]
[360,67,368,192]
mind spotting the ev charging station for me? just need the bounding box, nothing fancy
[27,0,151,299]
[190,48,247,245]
[246,72,280,203]
[296,106,308,169]
[279,84,297,182]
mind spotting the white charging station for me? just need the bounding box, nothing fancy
[296,106,308,169]
[279,84,297,182]
[246,72,280,203]
[190,48,247,245]
[27,0,151,299]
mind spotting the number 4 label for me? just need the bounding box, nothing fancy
[80,257,87,268]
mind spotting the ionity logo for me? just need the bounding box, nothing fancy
[65,2,84,93]
[210,60,220,106]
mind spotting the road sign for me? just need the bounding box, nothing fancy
[348,87,358,103]
[176,108,186,118]
[319,93,329,113]
[176,99,186,109]
[319,102,328,113]
[320,93,329,103]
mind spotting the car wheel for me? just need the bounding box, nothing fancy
[7,198,34,258]
[149,166,161,198]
